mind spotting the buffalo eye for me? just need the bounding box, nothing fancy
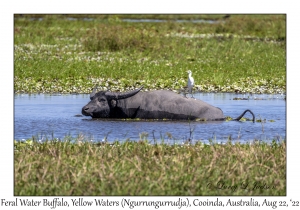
[98,98,106,103]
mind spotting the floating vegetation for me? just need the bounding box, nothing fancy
[225,117,255,122]
[14,76,286,94]
[256,119,267,123]
[233,97,249,100]
[225,116,233,121]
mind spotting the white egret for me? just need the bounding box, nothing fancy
[187,70,194,98]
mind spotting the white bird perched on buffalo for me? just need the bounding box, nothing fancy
[187,70,194,98]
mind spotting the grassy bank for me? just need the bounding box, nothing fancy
[14,14,286,94]
[14,139,286,196]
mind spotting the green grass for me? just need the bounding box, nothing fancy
[14,138,286,196]
[14,14,286,94]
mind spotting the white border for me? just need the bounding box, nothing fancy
[2,1,297,209]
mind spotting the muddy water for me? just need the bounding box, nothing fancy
[14,92,286,144]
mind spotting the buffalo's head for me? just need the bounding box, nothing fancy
[82,86,143,118]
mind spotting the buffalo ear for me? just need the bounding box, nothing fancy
[110,99,117,108]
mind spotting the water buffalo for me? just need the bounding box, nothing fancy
[82,86,255,122]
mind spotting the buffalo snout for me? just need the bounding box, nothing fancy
[82,106,90,116]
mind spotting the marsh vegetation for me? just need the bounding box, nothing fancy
[14,139,286,196]
[14,14,285,94]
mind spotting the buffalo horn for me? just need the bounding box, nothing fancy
[90,85,98,100]
[105,86,143,100]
